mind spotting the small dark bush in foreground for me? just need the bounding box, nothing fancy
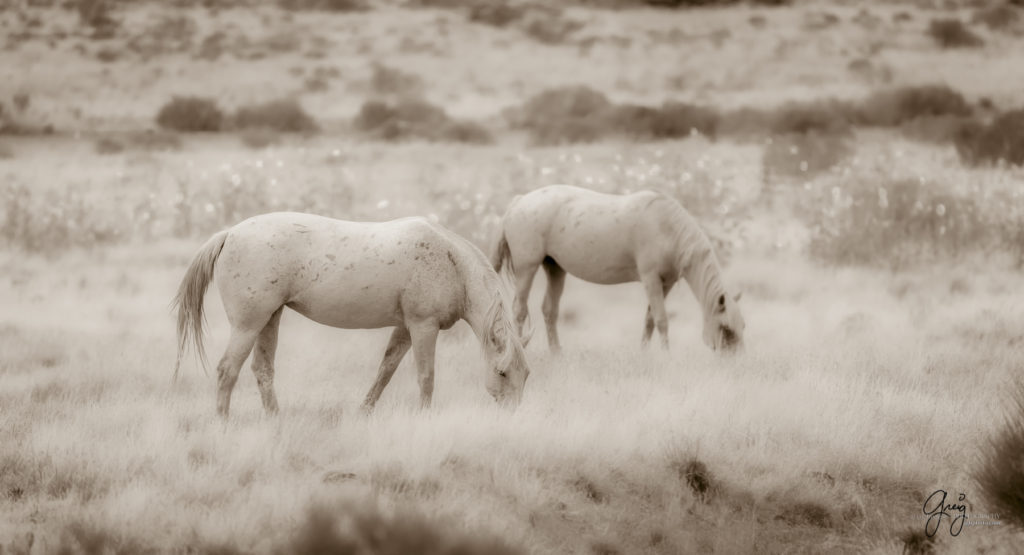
[234,98,317,133]
[976,380,1024,531]
[282,503,523,555]
[277,0,368,11]
[858,85,971,127]
[156,96,224,132]
[899,528,936,555]
[354,99,492,144]
[928,18,984,48]
[775,501,833,528]
[954,109,1024,166]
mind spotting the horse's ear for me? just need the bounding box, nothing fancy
[733,292,742,303]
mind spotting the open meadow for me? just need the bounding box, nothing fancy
[3,0,1024,553]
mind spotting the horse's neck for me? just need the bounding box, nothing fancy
[679,246,723,318]
[459,263,497,342]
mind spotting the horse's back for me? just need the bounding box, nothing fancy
[216,212,465,330]
[503,186,675,284]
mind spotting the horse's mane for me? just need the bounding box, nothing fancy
[434,223,526,365]
[483,291,522,369]
[653,194,727,316]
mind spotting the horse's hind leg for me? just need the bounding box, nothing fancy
[216,327,261,418]
[360,326,412,414]
[641,275,673,349]
[251,307,283,415]
[541,257,566,352]
[642,280,675,346]
[513,261,540,339]
[408,319,440,410]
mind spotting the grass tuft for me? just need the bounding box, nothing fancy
[976,380,1024,531]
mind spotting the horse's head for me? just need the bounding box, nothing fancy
[703,291,745,354]
[482,300,530,407]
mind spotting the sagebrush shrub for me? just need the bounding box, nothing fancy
[971,3,1021,32]
[769,100,853,136]
[353,99,492,144]
[928,18,984,48]
[233,98,317,132]
[655,102,719,138]
[858,85,972,127]
[155,96,224,132]
[954,109,1024,166]
[277,0,367,11]
[468,3,526,27]
[370,63,424,97]
[282,504,523,555]
[511,85,613,144]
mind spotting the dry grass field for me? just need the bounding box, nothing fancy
[3,0,1024,553]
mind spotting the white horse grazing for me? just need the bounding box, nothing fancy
[173,212,530,417]
[491,185,744,352]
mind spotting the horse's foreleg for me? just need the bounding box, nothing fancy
[408,320,440,410]
[216,328,260,418]
[641,274,672,349]
[541,258,566,353]
[513,262,539,340]
[360,326,412,414]
[251,307,283,415]
[642,305,655,346]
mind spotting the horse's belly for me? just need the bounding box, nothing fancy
[286,281,402,329]
[545,243,638,284]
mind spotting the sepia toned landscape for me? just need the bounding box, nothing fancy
[2,0,1024,553]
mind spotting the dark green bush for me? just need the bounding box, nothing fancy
[155,96,224,132]
[234,98,317,132]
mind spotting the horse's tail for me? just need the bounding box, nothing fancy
[491,196,522,275]
[490,229,513,274]
[172,230,229,382]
